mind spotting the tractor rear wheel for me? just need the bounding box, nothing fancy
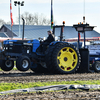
[45,43,81,74]
[16,56,31,71]
[0,60,14,71]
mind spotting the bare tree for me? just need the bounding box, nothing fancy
[20,12,51,25]
[6,21,14,25]
[33,13,39,25]
[21,12,34,25]
[28,14,35,25]
[38,13,48,25]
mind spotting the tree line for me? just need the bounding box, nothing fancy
[0,12,52,27]
[20,12,50,25]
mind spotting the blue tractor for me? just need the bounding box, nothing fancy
[0,21,81,74]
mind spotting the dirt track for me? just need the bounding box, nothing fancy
[0,70,100,100]
[0,70,100,83]
[1,90,100,100]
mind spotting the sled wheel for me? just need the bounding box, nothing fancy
[92,61,100,72]
[46,43,81,74]
[16,56,31,71]
[1,60,14,71]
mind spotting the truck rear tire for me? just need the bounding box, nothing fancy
[45,43,81,74]
[92,61,100,72]
[0,60,14,71]
[16,56,31,71]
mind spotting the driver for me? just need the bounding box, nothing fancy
[41,30,55,53]
[44,30,54,43]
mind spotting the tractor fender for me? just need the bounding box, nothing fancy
[49,41,68,46]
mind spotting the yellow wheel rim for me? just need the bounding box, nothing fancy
[57,47,78,72]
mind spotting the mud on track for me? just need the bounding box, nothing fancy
[1,90,100,100]
[0,70,100,83]
[0,70,100,100]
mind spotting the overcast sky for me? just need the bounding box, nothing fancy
[0,0,100,33]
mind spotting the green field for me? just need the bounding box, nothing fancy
[0,80,100,92]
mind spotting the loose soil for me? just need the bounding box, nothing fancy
[0,70,100,100]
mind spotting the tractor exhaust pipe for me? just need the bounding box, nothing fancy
[22,18,25,40]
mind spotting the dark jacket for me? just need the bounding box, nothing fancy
[44,34,55,43]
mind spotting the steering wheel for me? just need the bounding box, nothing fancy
[38,37,44,43]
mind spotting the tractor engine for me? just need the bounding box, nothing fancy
[3,39,40,54]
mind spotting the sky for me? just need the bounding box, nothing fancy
[0,0,100,33]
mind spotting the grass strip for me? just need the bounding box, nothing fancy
[0,80,100,92]
[0,67,17,71]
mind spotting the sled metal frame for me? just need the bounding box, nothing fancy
[73,23,95,73]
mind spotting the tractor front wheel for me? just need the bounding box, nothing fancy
[16,56,31,71]
[1,60,14,71]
